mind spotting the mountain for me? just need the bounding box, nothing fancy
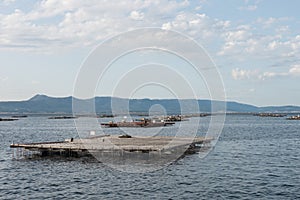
[0,94,299,114]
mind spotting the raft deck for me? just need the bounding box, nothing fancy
[10,135,212,157]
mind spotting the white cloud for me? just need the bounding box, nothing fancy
[1,77,8,82]
[0,0,299,75]
[160,13,230,42]
[289,65,300,76]
[218,25,253,56]
[232,65,300,81]
[0,0,194,52]
[218,21,300,68]
[258,71,281,80]
[239,0,260,11]
[195,6,202,11]
[267,40,278,50]
[130,11,144,20]
[259,17,276,27]
[162,22,172,30]
[1,0,16,5]
[239,5,257,11]
[232,68,258,80]
[0,0,235,53]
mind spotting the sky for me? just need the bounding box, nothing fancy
[0,0,299,106]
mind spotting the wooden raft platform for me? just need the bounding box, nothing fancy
[10,135,212,157]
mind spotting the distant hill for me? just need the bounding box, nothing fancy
[0,94,299,114]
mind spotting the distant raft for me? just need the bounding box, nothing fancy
[11,115,28,118]
[101,118,175,128]
[286,115,300,120]
[48,116,77,119]
[0,118,18,121]
[254,113,286,117]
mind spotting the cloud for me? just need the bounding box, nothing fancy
[130,11,144,20]
[256,17,290,29]
[0,0,299,75]
[232,64,300,81]
[239,5,257,11]
[232,68,259,80]
[218,25,253,56]
[0,0,194,52]
[238,0,260,11]
[1,76,8,82]
[161,13,231,43]
[218,21,300,69]
[1,0,16,5]
[289,65,300,76]
[0,0,232,54]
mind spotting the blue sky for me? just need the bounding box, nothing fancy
[0,0,299,106]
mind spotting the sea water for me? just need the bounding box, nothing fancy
[0,115,299,199]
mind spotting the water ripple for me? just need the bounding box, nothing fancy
[0,115,299,199]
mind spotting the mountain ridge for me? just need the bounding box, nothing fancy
[0,94,299,114]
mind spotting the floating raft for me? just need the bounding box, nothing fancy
[253,113,287,117]
[286,115,300,120]
[0,118,18,121]
[48,116,77,119]
[11,115,28,118]
[10,135,212,157]
[101,121,175,128]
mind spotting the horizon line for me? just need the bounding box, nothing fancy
[0,93,299,108]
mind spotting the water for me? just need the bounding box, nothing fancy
[0,115,299,199]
